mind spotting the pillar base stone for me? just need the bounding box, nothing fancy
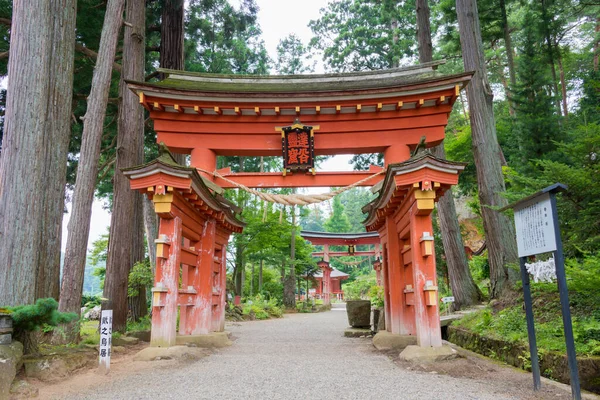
[133,345,210,361]
[175,332,232,348]
[372,331,417,351]
[399,344,458,362]
[344,327,372,338]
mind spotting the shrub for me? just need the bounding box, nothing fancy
[8,298,78,354]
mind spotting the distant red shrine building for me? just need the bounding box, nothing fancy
[125,60,472,349]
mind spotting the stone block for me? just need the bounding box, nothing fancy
[372,331,417,351]
[10,380,39,398]
[399,344,459,363]
[128,330,151,342]
[23,351,93,382]
[112,336,140,346]
[133,346,209,362]
[175,332,232,348]
[346,300,371,328]
[0,341,23,400]
[344,328,372,338]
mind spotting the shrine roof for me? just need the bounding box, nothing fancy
[127,60,473,101]
[122,144,244,230]
[313,268,350,279]
[362,151,467,229]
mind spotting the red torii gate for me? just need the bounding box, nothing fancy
[125,60,472,350]
[301,231,382,304]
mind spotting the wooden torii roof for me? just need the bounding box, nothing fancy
[122,146,245,233]
[300,230,380,246]
[363,152,467,231]
[126,61,473,189]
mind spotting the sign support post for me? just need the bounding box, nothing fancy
[505,183,580,400]
[549,193,581,400]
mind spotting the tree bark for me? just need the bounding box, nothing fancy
[0,2,58,306]
[103,0,145,332]
[37,0,78,300]
[416,0,481,308]
[415,0,433,64]
[433,147,483,307]
[499,0,516,116]
[259,258,263,293]
[284,202,297,308]
[159,0,184,75]
[58,0,125,341]
[540,0,562,116]
[557,50,569,118]
[456,0,519,299]
[128,198,147,321]
[143,195,158,273]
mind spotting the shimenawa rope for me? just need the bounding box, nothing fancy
[198,168,386,206]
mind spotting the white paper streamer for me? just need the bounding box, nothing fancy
[525,257,556,283]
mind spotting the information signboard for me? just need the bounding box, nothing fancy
[514,192,557,257]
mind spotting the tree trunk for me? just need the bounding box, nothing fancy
[250,263,254,296]
[433,148,483,307]
[143,195,158,272]
[58,0,125,341]
[259,258,263,293]
[415,0,433,64]
[234,249,243,296]
[499,0,516,116]
[159,0,184,75]
[37,0,78,301]
[456,0,519,299]
[128,199,146,321]
[594,17,599,72]
[540,0,562,116]
[284,204,297,308]
[159,0,186,164]
[103,0,145,332]
[416,0,481,308]
[0,3,55,306]
[557,50,569,118]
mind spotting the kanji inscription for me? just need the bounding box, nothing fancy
[514,192,557,257]
[281,121,315,172]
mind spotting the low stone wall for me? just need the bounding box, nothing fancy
[448,326,600,394]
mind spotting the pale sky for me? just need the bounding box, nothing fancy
[61,0,348,252]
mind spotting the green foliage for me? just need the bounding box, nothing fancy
[343,273,377,300]
[456,254,600,357]
[309,0,416,72]
[128,260,153,298]
[9,298,78,334]
[275,33,314,74]
[324,197,352,233]
[369,285,384,308]
[127,315,152,333]
[81,294,102,309]
[241,295,283,320]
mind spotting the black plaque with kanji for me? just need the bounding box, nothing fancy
[281,122,315,172]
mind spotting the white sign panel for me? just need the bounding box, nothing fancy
[514,192,557,257]
[441,296,455,304]
[99,310,112,374]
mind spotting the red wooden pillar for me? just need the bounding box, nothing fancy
[318,260,331,305]
[212,242,227,332]
[385,215,407,335]
[151,216,182,347]
[373,259,382,286]
[191,148,216,180]
[409,189,442,347]
[193,218,216,334]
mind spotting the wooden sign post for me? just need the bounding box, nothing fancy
[506,183,580,399]
[98,310,113,374]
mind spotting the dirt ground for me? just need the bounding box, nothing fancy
[14,343,210,400]
[387,344,599,400]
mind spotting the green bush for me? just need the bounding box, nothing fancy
[242,294,283,320]
[344,274,377,300]
[8,298,78,354]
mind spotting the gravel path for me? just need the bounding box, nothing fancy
[63,307,531,400]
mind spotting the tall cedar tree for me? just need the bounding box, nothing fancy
[416,0,482,308]
[103,0,146,331]
[0,1,76,306]
[456,0,519,298]
[58,0,126,341]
